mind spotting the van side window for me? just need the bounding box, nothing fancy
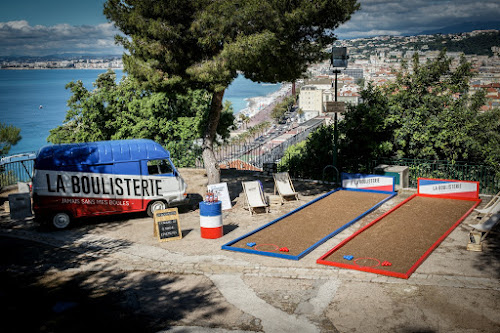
[147,159,174,175]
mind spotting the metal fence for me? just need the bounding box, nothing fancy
[0,157,35,188]
[197,120,324,171]
[0,122,319,188]
[4,146,496,196]
[371,158,499,195]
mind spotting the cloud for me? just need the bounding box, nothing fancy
[336,0,500,38]
[1,1,499,56]
[0,20,123,56]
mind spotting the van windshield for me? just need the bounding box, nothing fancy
[147,159,174,175]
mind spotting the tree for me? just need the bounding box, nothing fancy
[271,103,287,123]
[271,95,295,123]
[238,113,250,129]
[0,123,21,155]
[384,51,490,162]
[103,0,359,183]
[280,50,500,178]
[296,108,304,121]
[48,70,235,167]
[338,50,500,170]
[337,83,394,171]
[279,125,334,179]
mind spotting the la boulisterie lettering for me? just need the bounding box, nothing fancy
[45,173,163,197]
[432,183,462,191]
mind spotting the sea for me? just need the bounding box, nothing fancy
[0,69,281,155]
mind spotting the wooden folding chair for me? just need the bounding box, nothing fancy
[242,181,269,215]
[273,172,299,203]
[473,191,500,216]
[467,191,500,251]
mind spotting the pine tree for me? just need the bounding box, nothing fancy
[103,0,359,183]
[0,123,21,155]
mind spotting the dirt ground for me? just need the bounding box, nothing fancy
[320,195,479,277]
[229,190,392,257]
[1,168,500,332]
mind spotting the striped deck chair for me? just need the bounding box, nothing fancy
[242,181,269,215]
[273,172,299,203]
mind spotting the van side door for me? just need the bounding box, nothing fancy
[112,161,144,212]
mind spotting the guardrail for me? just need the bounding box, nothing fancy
[197,120,325,171]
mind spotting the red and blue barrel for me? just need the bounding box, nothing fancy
[199,201,223,239]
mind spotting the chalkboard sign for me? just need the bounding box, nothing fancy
[153,208,182,242]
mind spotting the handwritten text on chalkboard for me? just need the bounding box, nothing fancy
[153,208,182,242]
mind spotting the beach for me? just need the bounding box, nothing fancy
[0,70,284,155]
[237,82,293,128]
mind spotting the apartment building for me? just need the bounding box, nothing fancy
[298,78,360,121]
[298,85,324,120]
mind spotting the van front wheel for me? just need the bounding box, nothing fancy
[147,200,166,217]
[52,212,71,229]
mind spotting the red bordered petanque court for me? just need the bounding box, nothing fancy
[224,176,484,279]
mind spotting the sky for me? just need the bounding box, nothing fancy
[0,0,499,57]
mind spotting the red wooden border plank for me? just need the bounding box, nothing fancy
[317,193,481,279]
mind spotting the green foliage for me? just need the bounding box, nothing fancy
[348,31,500,58]
[281,50,500,178]
[104,0,359,181]
[231,121,271,144]
[271,96,296,123]
[0,122,21,155]
[427,31,500,56]
[474,108,500,169]
[337,84,394,172]
[279,141,307,176]
[104,0,360,90]
[48,70,235,167]
[341,50,500,170]
[384,52,480,160]
[279,125,334,179]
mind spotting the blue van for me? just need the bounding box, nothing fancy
[32,139,188,229]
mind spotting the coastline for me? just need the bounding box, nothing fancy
[237,82,293,127]
[0,67,123,70]
[1,68,290,155]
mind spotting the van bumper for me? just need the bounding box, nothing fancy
[168,196,190,207]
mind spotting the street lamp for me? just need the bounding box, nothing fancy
[331,47,348,183]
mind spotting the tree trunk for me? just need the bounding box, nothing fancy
[202,89,225,184]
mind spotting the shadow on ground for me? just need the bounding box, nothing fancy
[0,236,244,333]
[473,225,500,278]
[221,168,334,203]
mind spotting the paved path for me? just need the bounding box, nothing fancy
[2,229,498,290]
[1,215,499,332]
[210,274,319,332]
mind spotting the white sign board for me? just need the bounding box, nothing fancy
[417,179,479,199]
[207,182,232,210]
[341,173,395,192]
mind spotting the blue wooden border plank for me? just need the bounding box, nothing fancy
[221,188,397,260]
[294,190,396,259]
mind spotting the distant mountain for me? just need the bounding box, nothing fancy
[414,21,499,36]
[336,21,499,40]
[0,53,122,62]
